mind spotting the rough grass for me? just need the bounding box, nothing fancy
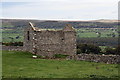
[53,54,69,58]
[2,51,119,78]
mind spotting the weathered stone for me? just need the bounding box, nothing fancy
[23,22,77,57]
[76,54,120,64]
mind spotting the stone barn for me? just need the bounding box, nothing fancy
[24,22,76,57]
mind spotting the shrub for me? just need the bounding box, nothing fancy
[115,45,120,55]
[77,43,101,54]
[104,47,116,55]
[53,54,69,58]
[77,49,82,54]
[36,55,42,58]
[102,45,120,55]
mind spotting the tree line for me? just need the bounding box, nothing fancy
[77,43,119,55]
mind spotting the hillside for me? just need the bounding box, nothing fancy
[1,19,119,46]
[1,19,118,29]
[90,19,119,23]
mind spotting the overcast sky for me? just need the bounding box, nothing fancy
[1,0,119,20]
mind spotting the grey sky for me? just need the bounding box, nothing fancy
[1,0,119,20]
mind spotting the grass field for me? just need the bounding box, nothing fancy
[1,28,118,42]
[2,51,119,78]
[76,28,118,38]
[2,29,23,42]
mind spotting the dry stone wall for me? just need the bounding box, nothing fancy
[2,45,119,64]
[74,54,120,64]
[2,46,23,51]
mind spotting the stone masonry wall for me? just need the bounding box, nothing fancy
[2,45,119,64]
[23,27,34,53]
[24,23,77,57]
[2,46,23,51]
[74,54,120,64]
[33,30,76,57]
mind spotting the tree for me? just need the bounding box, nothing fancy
[77,43,101,54]
[112,33,115,37]
[115,45,120,55]
[104,47,116,55]
[8,37,14,42]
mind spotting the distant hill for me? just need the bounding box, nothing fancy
[1,19,118,29]
[90,19,119,23]
[1,19,118,46]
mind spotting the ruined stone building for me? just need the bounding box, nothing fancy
[24,22,76,57]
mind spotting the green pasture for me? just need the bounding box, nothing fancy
[1,28,118,42]
[2,51,119,78]
[2,29,23,42]
[76,28,118,38]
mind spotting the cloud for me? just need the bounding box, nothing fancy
[1,0,119,3]
[1,0,119,20]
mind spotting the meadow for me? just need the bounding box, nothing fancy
[76,28,118,38]
[2,29,23,42]
[2,51,119,78]
[2,28,118,43]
